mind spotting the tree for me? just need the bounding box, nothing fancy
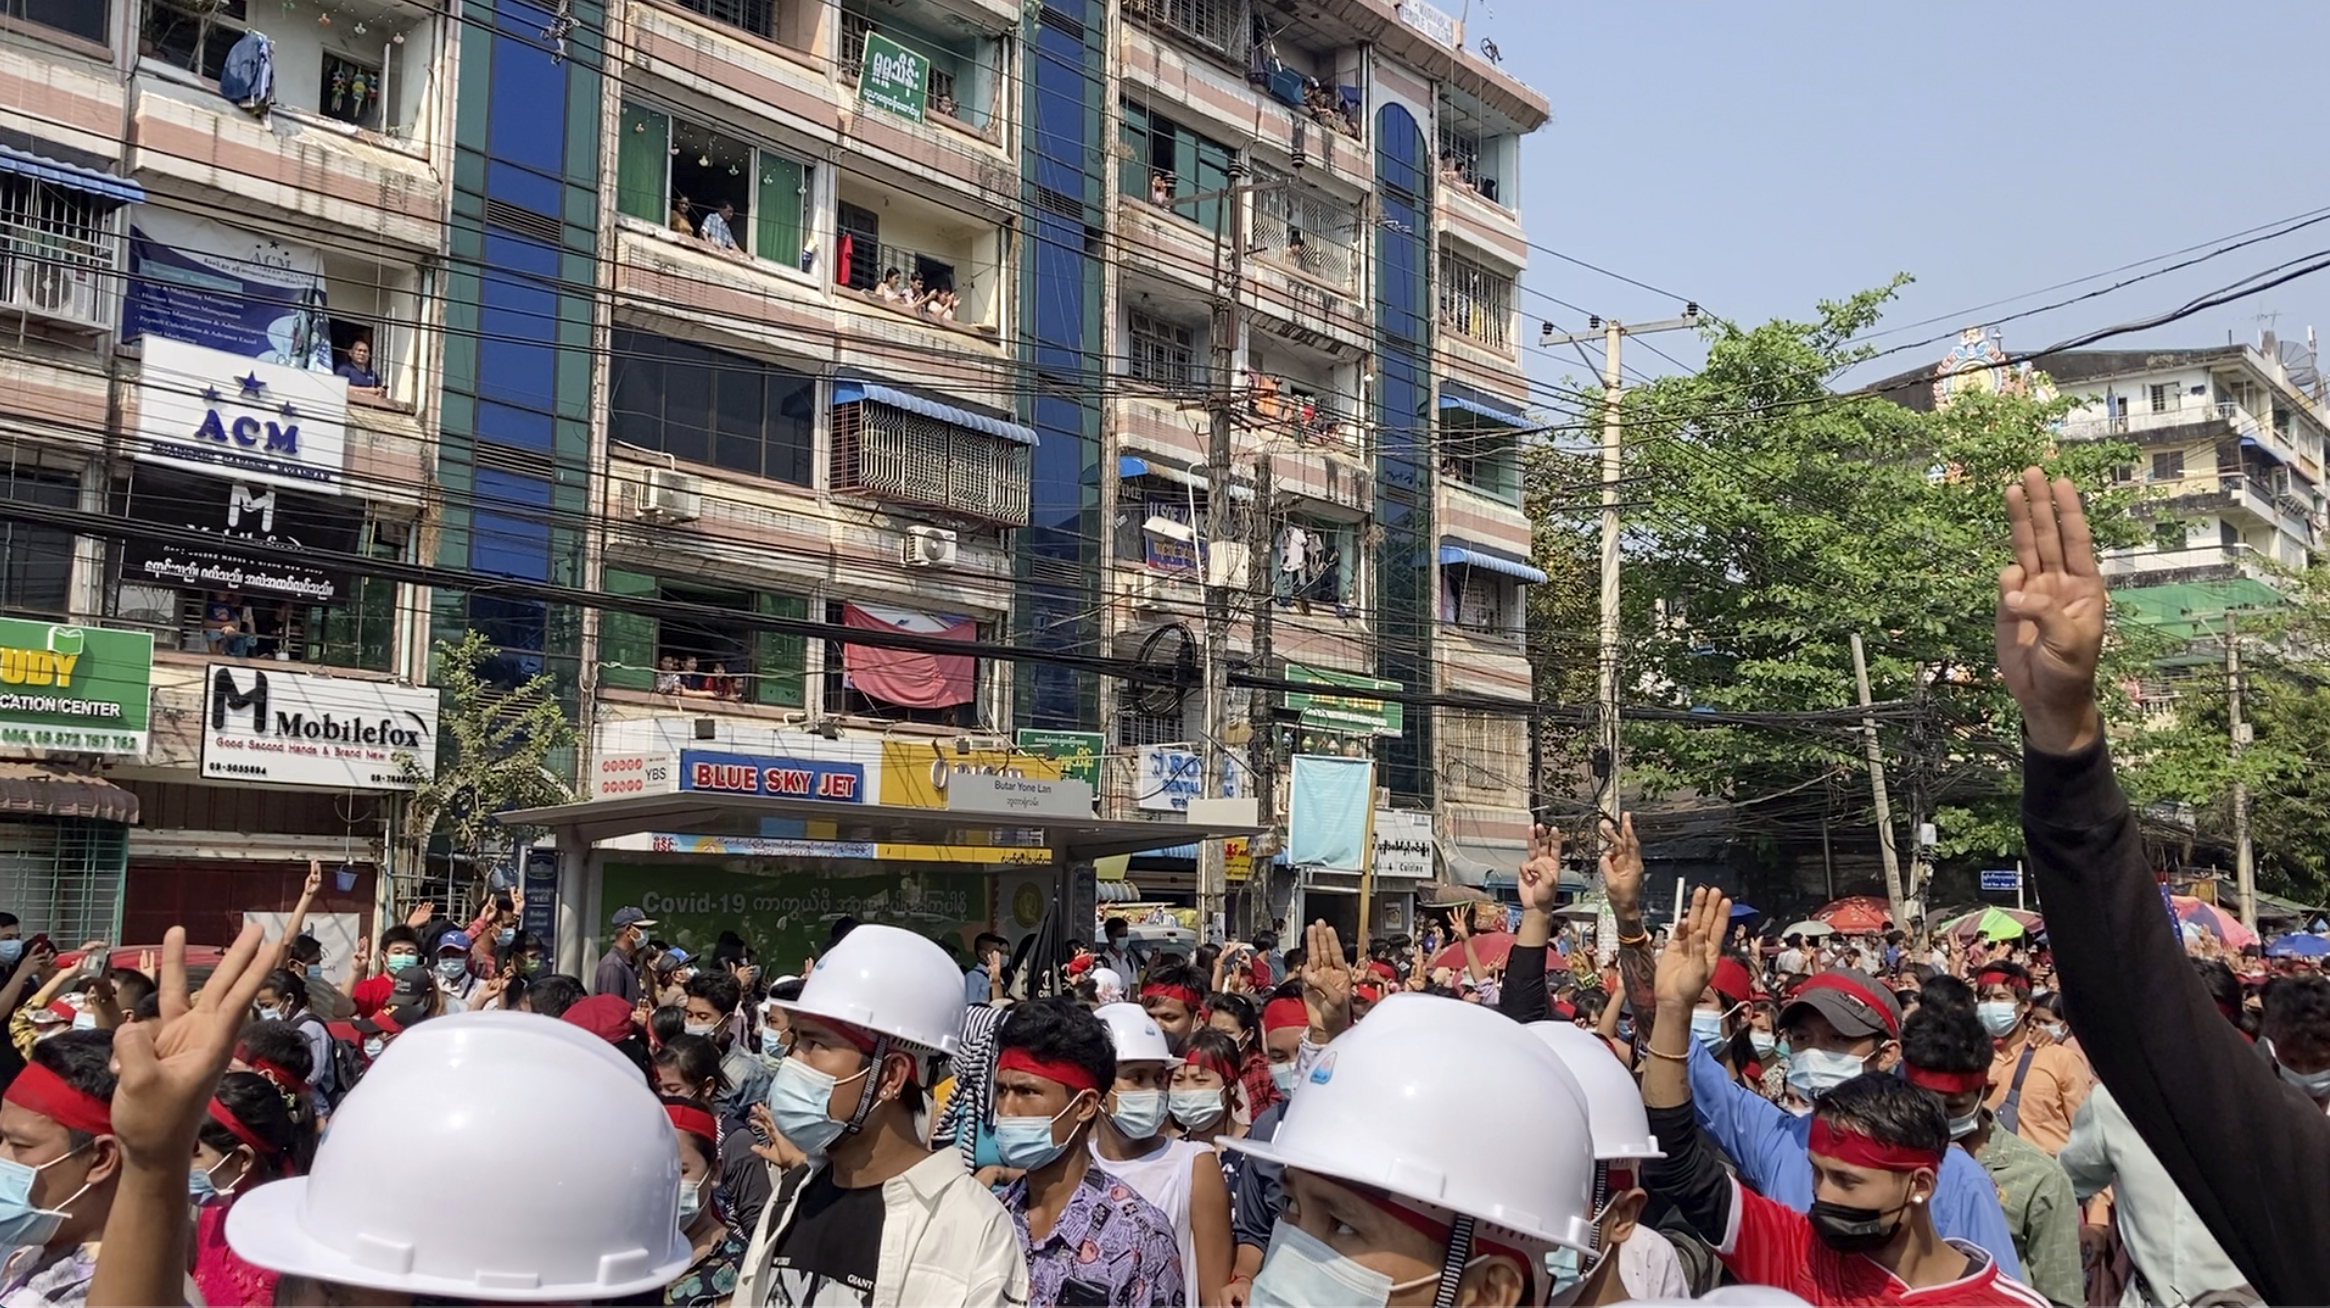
[399,630,576,906]
[1530,281,2146,880]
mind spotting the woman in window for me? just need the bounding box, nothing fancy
[655,655,683,695]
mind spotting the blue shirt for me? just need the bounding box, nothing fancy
[1686,1038,2023,1279]
[964,964,991,1006]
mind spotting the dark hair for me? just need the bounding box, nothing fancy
[1280,946,1306,976]
[651,1034,729,1102]
[648,1005,687,1048]
[259,969,308,1014]
[997,996,1115,1096]
[1900,996,1989,1076]
[771,976,804,1003]
[2193,959,2249,1033]
[378,926,421,954]
[711,932,749,970]
[0,913,17,930]
[1206,992,1257,1045]
[827,916,861,948]
[29,1030,115,1146]
[1812,1072,1950,1162]
[200,1069,313,1178]
[1252,930,1277,951]
[1917,974,1976,1013]
[1571,989,1609,1024]
[522,974,587,1019]
[285,935,324,967]
[1142,962,1205,1005]
[131,993,160,1023]
[1902,962,1938,986]
[685,971,742,1017]
[1973,960,2033,994]
[1193,944,1221,979]
[106,968,155,1015]
[236,1020,317,1085]
[1179,1027,1248,1112]
[664,1095,718,1170]
[2261,974,2330,1047]
[973,932,1009,955]
[1103,917,1128,938]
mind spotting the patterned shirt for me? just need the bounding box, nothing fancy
[1004,1162,1184,1308]
[664,1229,748,1307]
[0,1242,97,1308]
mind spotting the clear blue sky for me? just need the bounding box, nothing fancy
[1482,3,2330,400]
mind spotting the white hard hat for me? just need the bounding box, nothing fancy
[226,1011,687,1302]
[1094,1001,1172,1065]
[775,923,966,1055]
[1526,1022,1664,1161]
[1227,993,1599,1253]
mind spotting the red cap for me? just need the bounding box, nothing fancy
[1367,960,1397,980]
[561,994,636,1045]
[1710,957,1755,1006]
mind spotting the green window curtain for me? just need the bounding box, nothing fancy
[754,592,808,708]
[1118,102,1150,201]
[600,567,659,691]
[617,104,669,224]
[756,154,806,271]
[1194,137,1232,235]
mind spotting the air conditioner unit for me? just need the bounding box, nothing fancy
[903,524,959,568]
[634,467,702,524]
[11,259,95,326]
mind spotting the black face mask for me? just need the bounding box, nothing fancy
[1807,1196,1910,1253]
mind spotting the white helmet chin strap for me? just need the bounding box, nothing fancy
[1429,1213,1476,1308]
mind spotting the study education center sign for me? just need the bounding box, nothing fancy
[1284,663,1405,737]
[0,620,153,757]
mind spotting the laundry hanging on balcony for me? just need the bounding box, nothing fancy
[840,602,976,709]
[218,29,275,115]
[125,209,331,371]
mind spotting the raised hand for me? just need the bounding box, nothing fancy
[1653,886,1732,1008]
[1299,919,1352,1039]
[351,935,371,975]
[1600,813,1645,916]
[1997,468,2107,754]
[1515,824,1564,916]
[303,859,324,899]
[107,924,273,1169]
[404,899,436,928]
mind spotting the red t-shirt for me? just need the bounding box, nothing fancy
[1715,1177,2050,1306]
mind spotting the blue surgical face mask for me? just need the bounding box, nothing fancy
[766,1056,868,1158]
[435,957,468,983]
[1689,1008,1727,1051]
[1977,1000,2022,1038]
[1250,1218,1445,1308]
[2266,1039,2330,1101]
[677,1175,708,1226]
[1269,1062,1299,1097]
[496,927,516,947]
[1750,1030,1779,1058]
[1108,1088,1168,1140]
[0,1142,92,1249]
[994,1099,1085,1172]
[0,940,21,966]
[1786,1047,1868,1102]
[187,1155,236,1206]
[1169,1088,1226,1131]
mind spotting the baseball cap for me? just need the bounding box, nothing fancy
[388,965,434,1006]
[354,1003,429,1038]
[435,930,473,955]
[1780,967,1902,1041]
[612,906,656,929]
[561,994,636,1045]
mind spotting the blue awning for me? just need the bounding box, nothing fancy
[1437,386,1530,429]
[1438,540,1548,584]
[833,380,1038,447]
[0,145,143,206]
[1117,454,1254,501]
[2240,434,2290,467]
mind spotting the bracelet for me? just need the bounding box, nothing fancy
[1641,1044,1689,1062]
[1617,931,1649,946]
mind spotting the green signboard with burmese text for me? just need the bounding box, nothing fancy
[858,32,928,123]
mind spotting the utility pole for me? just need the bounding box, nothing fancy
[2227,611,2257,931]
[1198,163,1250,943]
[1542,309,1699,850]
[1245,448,1277,938]
[1849,633,1908,929]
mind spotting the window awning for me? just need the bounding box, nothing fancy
[2239,434,2291,468]
[0,764,139,824]
[0,144,144,206]
[1437,386,1530,429]
[1116,454,1255,501]
[833,380,1038,447]
[1444,836,1526,888]
[1437,540,1548,584]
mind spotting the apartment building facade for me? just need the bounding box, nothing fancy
[0,0,1547,963]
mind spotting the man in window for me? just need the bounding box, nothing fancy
[335,337,384,397]
[701,200,741,253]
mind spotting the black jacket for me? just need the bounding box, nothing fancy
[2025,739,2330,1305]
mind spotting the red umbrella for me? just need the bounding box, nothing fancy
[1429,931,1561,972]
[1813,896,1894,934]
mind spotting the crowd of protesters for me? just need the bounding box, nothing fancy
[0,471,2312,1307]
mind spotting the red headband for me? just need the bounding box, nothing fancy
[1141,984,1205,1009]
[1903,1065,1990,1095]
[664,1102,720,1146]
[1974,966,2030,994]
[248,1058,310,1098]
[1793,972,1900,1037]
[1261,997,1308,1034]
[996,1047,1101,1095]
[207,1098,279,1157]
[4,1063,111,1138]
[1807,1117,1943,1173]
[1183,1046,1239,1085]
[370,1009,404,1037]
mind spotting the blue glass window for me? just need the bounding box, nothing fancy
[477,230,560,411]
[488,10,566,174]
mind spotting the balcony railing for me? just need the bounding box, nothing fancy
[2064,400,2260,441]
[0,189,115,332]
[837,235,987,331]
[1437,251,1513,349]
[1126,0,1245,60]
[1246,374,1358,453]
[1252,183,1357,294]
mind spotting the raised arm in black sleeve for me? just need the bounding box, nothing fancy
[2026,739,2330,1305]
[1641,1101,1735,1250]
[1497,930,1551,1024]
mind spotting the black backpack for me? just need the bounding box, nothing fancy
[317,1019,371,1105]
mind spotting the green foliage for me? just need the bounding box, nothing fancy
[400,630,577,882]
[1526,281,2145,859]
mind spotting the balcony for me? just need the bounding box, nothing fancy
[0,179,117,334]
[1436,249,1516,355]
[2102,541,2268,583]
[836,175,1008,340]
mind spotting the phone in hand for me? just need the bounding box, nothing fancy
[78,944,110,977]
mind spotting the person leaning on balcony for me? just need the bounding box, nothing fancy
[670,194,697,237]
[701,201,741,253]
[874,268,906,303]
[333,337,384,398]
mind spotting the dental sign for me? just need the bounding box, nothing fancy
[134,337,349,494]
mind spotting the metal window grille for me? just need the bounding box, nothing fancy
[675,0,775,40]
[0,819,127,945]
[1437,251,1512,349]
[1142,0,1243,58]
[1252,171,1356,292]
[831,400,1030,525]
[1451,569,1510,631]
[1442,710,1524,796]
[1128,310,1197,391]
[839,9,875,76]
[1437,119,1481,186]
[0,178,115,330]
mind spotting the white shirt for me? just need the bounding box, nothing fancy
[1091,1135,1212,1308]
[1618,1228,1690,1302]
[700,210,738,249]
[2058,1083,2250,1306]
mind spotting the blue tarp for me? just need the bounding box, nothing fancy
[1437,540,1548,584]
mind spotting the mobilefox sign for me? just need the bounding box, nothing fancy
[202,666,439,790]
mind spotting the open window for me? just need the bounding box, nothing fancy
[8,0,110,44]
[142,0,435,138]
[1438,383,1526,502]
[599,568,810,708]
[837,0,1001,130]
[1437,248,1514,351]
[1119,101,1234,232]
[823,599,982,726]
[1437,540,1541,637]
[833,175,1003,330]
[617,102,816,274]
[1272,513,1354,614]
